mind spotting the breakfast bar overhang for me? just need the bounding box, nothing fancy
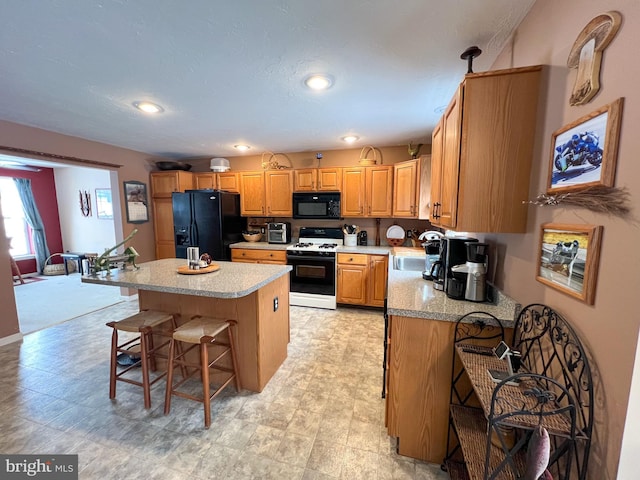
[82,258,292,392]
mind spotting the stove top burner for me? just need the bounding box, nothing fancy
[292,242,313,248]
[318,243,338,249]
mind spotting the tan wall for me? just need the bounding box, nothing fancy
[486,1,639,477]
[186,144,428,172]
[0,120,170,339]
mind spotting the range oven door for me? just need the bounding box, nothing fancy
[287,254,336,296]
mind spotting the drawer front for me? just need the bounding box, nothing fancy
[337,253,368,265]
[232,249,286,263]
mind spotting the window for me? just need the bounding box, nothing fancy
[0,177,33,257]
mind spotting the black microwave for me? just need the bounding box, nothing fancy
[293,192,341,219]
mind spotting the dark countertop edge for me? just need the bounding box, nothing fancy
[81,266,292,299]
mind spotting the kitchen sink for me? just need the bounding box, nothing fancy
[393,256,426,271]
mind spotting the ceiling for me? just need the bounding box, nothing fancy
[0,0,536,161]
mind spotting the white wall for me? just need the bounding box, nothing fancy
[54,166,116,254]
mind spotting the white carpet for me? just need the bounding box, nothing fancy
[14,274,130,334]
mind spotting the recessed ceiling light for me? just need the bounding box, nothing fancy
[234,145,250,152]
[304,74,334,91]
[133,101,164,114]
[341,135,359,144]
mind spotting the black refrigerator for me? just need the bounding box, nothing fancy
[172,190,243,261]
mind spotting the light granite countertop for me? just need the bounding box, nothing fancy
[230,241,392,255]
[81,258,292,299]
[386,258,519,326]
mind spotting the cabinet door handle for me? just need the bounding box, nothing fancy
[433,202,441,219]
[368,205,372,215]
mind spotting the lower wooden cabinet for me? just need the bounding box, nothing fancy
[231,249,287,264]
[337,253,387,307]
[385,315,456,463]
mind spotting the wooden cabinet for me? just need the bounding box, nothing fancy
[429,65,542,232]
[386,315,456,463]
[150,171,194,259]
[194,172,240,193]
[337,254,367,304]
[336,253,387,306]
[231,249,287,265]
[392,159,421,218]
[368,255,388,307]
[293,167,342,192]
[150,171,193,198]
[342,166,393,217]
[194,173,216,190]
[239,171,266,216]
[239,170,292,216]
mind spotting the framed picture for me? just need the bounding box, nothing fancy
[95,188,113,220]
[123,181,149,223]
[536,223,603,305]
[547,97,623,193]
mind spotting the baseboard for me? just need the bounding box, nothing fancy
[0,332,23,346]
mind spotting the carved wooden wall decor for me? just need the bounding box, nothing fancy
[567,11,622,106]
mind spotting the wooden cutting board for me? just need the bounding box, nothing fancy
[176,264,220,274]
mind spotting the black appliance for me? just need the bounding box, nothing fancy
[430,236,478,292]
[287,227,342,310]
[172,190,243,261]
[358,231,368,246]
[292,192,341,219]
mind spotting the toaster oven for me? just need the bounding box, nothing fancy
[267,222,292,244]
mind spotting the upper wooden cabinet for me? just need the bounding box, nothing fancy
[150,171,194,198]
[218,172,240,193]
[239,170,293,217]
[194,172,240,193]
[429,65,542,233]
[342,166,393,217]
[392,159,421,218]
[293,167,342,192]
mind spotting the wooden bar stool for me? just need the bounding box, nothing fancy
[164,316,240,428]
[106,310,178,409]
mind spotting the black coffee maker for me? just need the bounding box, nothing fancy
[429,237,478,294]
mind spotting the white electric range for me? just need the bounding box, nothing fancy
[286,227,343,309]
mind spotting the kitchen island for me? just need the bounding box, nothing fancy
[82,258,292,392]
[384,262,519,464]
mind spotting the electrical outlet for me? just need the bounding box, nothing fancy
[273,296,278,311]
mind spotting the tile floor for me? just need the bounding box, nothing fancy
[0,302,450,479]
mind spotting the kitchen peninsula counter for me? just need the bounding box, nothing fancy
[386,267,518,325]
[384,258,520,465]
[83,258,292,392]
